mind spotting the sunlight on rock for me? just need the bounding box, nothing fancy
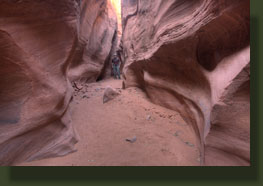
[109,0,122,42]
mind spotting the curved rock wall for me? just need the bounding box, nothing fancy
[121,0,250,165]
[68,0,117,82]
[0,0,117,165]
[205,63,250,165]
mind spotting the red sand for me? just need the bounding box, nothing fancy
[19,78,200,166]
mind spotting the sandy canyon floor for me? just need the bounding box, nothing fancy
[19,78,200,166]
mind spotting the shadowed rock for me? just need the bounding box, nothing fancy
[121,0,250,166]
[103,86,120,103]
[0,0,117,165]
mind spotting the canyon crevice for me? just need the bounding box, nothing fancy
[0,0,250,166]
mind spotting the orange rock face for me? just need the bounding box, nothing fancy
[0,0,117,165]
[121,0,250,165]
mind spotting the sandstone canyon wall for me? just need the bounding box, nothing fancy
[121,0,250,165]
[0,0,117,165]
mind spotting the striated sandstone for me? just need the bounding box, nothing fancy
[0,0,117,165]
[121,0,250,165]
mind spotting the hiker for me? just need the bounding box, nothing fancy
[112,54,121,79]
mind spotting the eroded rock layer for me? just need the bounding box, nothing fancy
[0,0,117,165]
[121,0,250,165]
[205,64,250,166]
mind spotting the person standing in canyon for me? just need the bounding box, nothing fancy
[112,54,121,79]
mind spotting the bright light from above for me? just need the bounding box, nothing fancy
[109,0,122,41]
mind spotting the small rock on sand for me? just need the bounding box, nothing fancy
[125,136,137,143]
[82,94,89,99]
[146,115,151,120]
[174,131,180,137]
[103,86,120,103]
[185,141,194,147]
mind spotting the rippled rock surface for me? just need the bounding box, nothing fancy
[121,0,250,165]
[0,0,117,165]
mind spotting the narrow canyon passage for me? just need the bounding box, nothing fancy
[0,0,250,166]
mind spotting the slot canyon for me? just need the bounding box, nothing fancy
[0,0,250,166]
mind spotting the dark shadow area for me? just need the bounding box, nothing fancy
[97,29,118,81]
[10,166,256,182]
[250,16,260,179]
[196,0,250,71]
